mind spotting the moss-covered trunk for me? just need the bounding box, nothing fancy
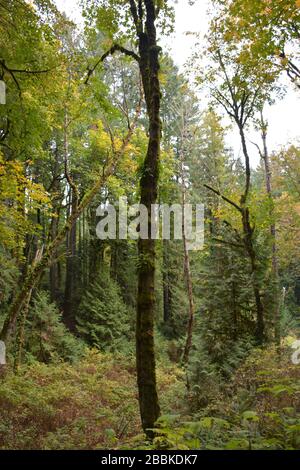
[135,0,161,436]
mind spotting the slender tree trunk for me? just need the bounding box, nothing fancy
[260,113,280,347]
[182,191,195,364]
[49,213,60,302]
[239,124,265,344]
[62,111,78,330]
[231,279,238,340]
[241,205,265,343]
[135,0,161,436]
[63,188,77,330]
[239,127,251,202]
[63,1,160,435]
[49,144,62,303]
[82,209,89,288]
[215,51,266,344]
[179,150,195,363]
[162,240,171,324]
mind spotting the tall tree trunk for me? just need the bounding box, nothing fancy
[63,188,77,330]
[215,50,265,343]
[82,209,89,288]
[49,212,60,302]
[179,139,195,364]
[49,143,62,303]
[135,0,161,436]
[62,110,78,331]
[260,113,280,347]
[182,189,195,364]
[82,12,161,430]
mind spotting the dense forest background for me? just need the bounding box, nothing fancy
[1,0,300,450]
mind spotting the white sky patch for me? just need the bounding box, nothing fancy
[54,0,81,21]
[54,0,300,167]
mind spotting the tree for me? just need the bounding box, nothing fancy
[185,110,255,379]
[253,112,281,347]
[76,268,131,351]
[197,43,268,343]
[171,95,199,364]
[75,0,174,436]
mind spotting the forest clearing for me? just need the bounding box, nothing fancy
[1,0,300,454]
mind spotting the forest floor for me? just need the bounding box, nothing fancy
[1,341,300,450]
[0,350,186,450]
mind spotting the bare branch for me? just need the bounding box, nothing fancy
[85,44,140,85]
[242,88,260,126]
[216,49,237,113]
[204,183,242,213]
[212,89,236,119]
[249,139,263,160]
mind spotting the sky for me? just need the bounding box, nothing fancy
[55,0,300,166]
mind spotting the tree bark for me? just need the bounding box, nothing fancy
[14,246,44,371]
[134,0,161,436]
[83,7,161,432]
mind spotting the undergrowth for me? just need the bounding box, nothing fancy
[1,342,300,450]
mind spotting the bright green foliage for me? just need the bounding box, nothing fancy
[0,1,67,160]
[24,291,84,364]
[0,152,51,254]
[1,0,300,452]
[76,270,132,352]
[216,0,300,90]
[137,346,300,450]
